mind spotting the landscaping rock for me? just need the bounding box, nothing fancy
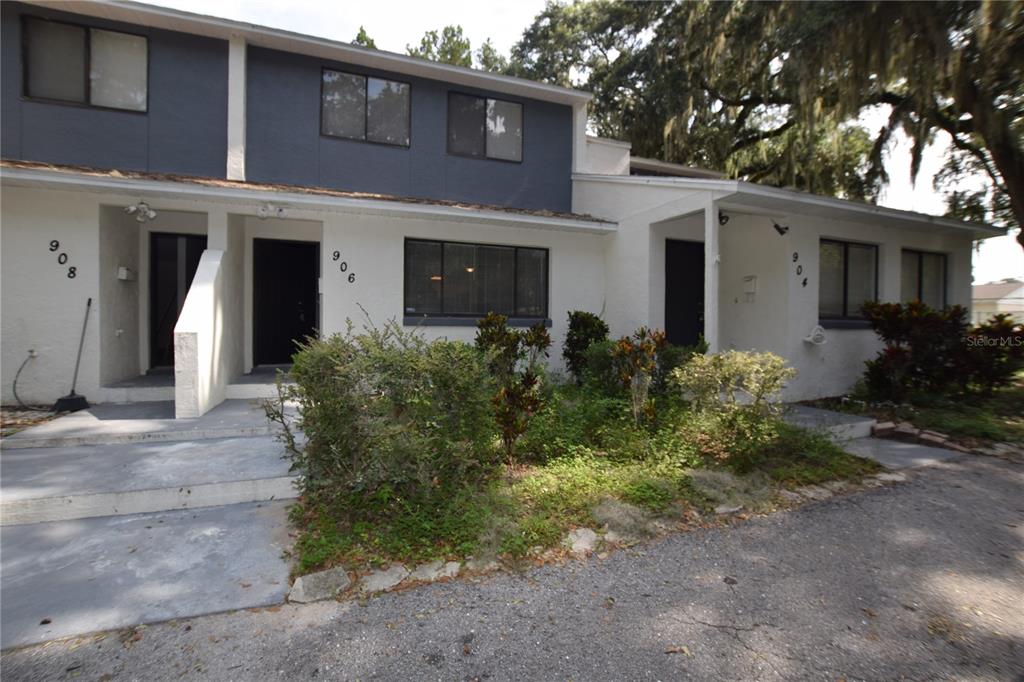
[464,557,500,573]
[796,485,833,501]
[778,489,804,504]
[920,430,948,440]
[943,441,971,454]
[288,567,351,604]
[919,433,948,447]
[874,471,907,483]
[893,424,920,442]
[359,565,409,594]
[872,421,896,437]
[714,504,743,515]
[408,560,460,582]
[822,480,849,494]
[564,528,598,556]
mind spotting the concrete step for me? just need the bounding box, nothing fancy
[94,384,176,403]
[784,405,875,441]
[843,436,964,470]
[1,500,291,649]
[0,435,297,525]
[225,382,281,400]
[1,399,284,450]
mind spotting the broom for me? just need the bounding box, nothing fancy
[53,297,92,413]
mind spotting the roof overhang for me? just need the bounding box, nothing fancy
[22,0,593,107]
[1,165,616,234]
[574,174,1003,239]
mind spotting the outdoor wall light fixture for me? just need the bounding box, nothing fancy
[718,210,730,226]
[256,202,288,219]
[772,220,790,236]
[124,201,156,223]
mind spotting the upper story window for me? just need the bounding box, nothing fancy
[901,249,947,309]
[404,239,548,319]
[819,239,878,320]
[447,92,523,162]
[321,69,410,147]
[23,17,148,112]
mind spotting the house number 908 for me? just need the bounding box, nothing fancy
[48,239,76,278]
[332,250,356,283]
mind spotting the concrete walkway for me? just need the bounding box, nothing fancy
[0,400,297,650]
[3,455,1020,679]
[1,399,284,449]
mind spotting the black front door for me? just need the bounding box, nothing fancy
[665,239,705,347]
[253,239,319,365]
[150,232,207,369]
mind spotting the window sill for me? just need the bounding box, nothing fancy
[404,316,551,328]
[819,318,872,330]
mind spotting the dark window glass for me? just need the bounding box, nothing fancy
[901,249,946,309]
[25,18,86,103]
[322,70,366,140]
[366,78,410,146]
[516,248,547,317]
[819,239,878,319]
[403,240,442,314]
[405,240,547,318]
[448,93,485,157]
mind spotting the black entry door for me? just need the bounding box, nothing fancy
[665,239,705,347]
[253,239,319,365]
[150,233,207,369]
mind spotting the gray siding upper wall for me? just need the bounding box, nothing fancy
[0,2,228,178]
[246,47,573,212]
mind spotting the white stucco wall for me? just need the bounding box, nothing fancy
[581,137,631,176]
[98,206,140,385]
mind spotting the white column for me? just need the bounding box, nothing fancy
[703,198,720,352]
[570,101,588,175]
[226,37,247,181]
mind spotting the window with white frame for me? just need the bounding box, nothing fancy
[321,68,410,146]
[23,16,148,112]
[404,239,547,318]
[819,239,878,320]
[901,249,947,309]
[447,92,523,162]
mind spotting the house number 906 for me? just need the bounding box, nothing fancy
[332,250,356,283]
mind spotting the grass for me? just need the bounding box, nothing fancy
[289,413,881,576]
[806,377,1024,447]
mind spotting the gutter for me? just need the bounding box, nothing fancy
[1,166,616,234]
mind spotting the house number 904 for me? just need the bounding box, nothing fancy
[332,250,356,283]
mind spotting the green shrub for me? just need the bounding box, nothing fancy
[518,385,631,461]
[671,350,795,415]
[475,312,552,463]
[581,339,620,394]
[861,302,1024,400]
[264,321,497,503]
[652,339,708,395]
[562,311,609,384]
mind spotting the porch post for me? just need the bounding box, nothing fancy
[703,198,720,353]
[226,37,247,181]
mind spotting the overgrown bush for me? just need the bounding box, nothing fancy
[861,302,1024,401]
[475,313,552,463]
[264,321,497,503]
[562,311,609,384]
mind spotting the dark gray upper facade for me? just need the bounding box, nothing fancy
[245,47,573,212]
[0,2,229,178]
[1,3,575,212]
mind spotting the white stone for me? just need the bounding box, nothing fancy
[288,566,350,603]
[797,485,832,501]
[874,471,907,483]
[714,504,743,515]
[565,528,598,556]
[464,557,500,573]
[409,560,459,582]
[359,564,409,593]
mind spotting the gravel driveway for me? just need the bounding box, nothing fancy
[4,455,1022,681]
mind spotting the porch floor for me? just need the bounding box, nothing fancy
[1,399,282,449]
[104,372,174,389]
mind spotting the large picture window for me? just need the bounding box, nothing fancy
[321,68,410,146]
[23,16,148,112]
[819,239,878,320]
[901,249,947,309]
[404,239,548,319]
[447,92,523,162]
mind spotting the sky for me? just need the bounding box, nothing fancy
[141,0,1023,284]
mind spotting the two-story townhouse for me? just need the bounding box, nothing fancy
[0,0,1004,417]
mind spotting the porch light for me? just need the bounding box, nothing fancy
[718,210,729,226]
[430,275,443,281]
[124,201,156,223]
[465,267,475,273]
[256,202,288,219]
